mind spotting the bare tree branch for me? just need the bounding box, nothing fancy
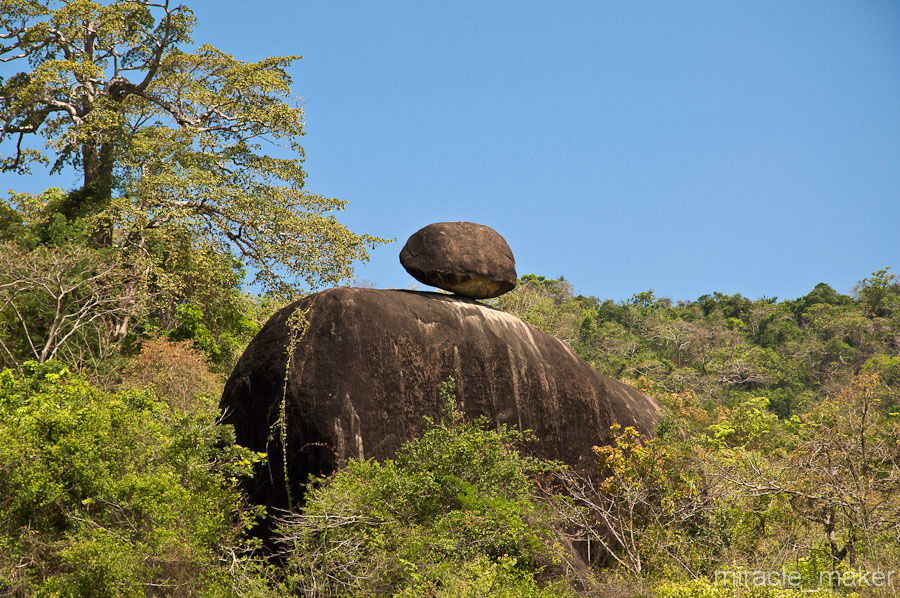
[0,241,150,369]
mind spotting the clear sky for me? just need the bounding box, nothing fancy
[5,1,900,302]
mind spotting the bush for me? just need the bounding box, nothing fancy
[273,379,578,597]
[121,337,224,413]
[0,361,263,596]
[654,578,850,598]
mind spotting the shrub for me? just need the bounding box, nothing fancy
[120,337,224,413]
[0,361,263,596]
[654,578,850,598]
[273,379,578,597]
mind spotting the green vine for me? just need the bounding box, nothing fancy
[269,302,311,507]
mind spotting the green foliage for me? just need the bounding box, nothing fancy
[549,422,720,580]
[854,268,900,319]
[2,262,898,595]
[0,238,143,369]
[492,269,900,593]
[3,2,894,596]
[0,361,263,596]
[490,275,585,344]
[702,396,780,449]
[653,578,846,598]
[791,282,854,321]
[391,556,574,598]
[0,208,266,372]
[501,269,900,417]
[0,0,390,373]
[645,373,900,596]
[273,380,574,597]
[862,354,900,386]
[1,0,388,366]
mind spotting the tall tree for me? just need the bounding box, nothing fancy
[0,0,387,298]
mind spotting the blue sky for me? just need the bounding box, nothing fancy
[4,1,899,302]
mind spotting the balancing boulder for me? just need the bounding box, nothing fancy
[220,287,660,511]
[399,221,517,299]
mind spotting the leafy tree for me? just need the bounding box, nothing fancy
[854,268,900,319]
[790,282,853,322]
[0,0,387,301]
[862,353,900,392]
[548,424,718,579]
[505,270,900,415]
[0,198,265,372]
[712,374,900,573]
[491,275,590,345]
[492,272,900,593]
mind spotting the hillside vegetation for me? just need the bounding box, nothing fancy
[1,1,897,595]
[493,271,900,416]
[2,269,898,596]
[491,272,900,596]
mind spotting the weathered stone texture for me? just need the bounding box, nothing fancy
[399,221,517,298]
[220,288,660,510]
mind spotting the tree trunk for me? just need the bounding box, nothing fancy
[78,139,116,245]
[82,142,100,192]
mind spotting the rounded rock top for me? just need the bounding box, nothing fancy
[399,221,517,299]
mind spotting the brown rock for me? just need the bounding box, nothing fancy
[399,221,517,298]
[220,288,660,511]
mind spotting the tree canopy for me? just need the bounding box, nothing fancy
[1,0,387,297]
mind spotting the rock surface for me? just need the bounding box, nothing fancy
[399,222,517,298]
[220,288,660,511]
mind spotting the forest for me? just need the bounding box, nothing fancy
[2,1,899,596]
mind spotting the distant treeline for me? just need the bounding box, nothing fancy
[493,270,900,416]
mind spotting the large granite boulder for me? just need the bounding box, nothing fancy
[399,222,517,298]
[220,287,660,511]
